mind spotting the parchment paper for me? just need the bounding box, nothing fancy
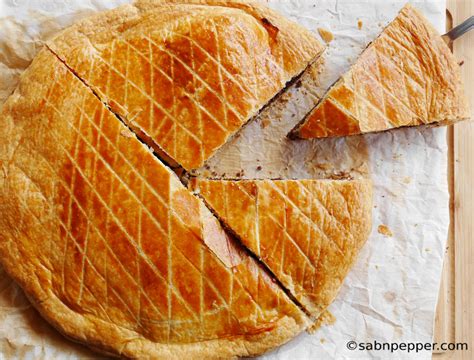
[0,0,449,359]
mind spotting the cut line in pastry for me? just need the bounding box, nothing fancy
[289,4,470,139]
[191,178,373,320]
[0,1,381,358]
[47,0,325,171]
[0,49,311,359]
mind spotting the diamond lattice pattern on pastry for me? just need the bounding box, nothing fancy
[48,0,324,170]
[0,50,309,358]
[192,179,373,318]
[290,4,469,139]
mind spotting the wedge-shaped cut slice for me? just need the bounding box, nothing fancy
[289,4,469,139]
[47,0,324,170]
[0,49,309,358]
[191,179,372,318]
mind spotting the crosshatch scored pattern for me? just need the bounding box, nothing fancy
[193,179,372,318]
[295,4,468,138]
[0,49,308,351]
[48,3,323,170]
[0,1,380,358]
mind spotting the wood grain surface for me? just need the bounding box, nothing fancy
[434,0,473,358]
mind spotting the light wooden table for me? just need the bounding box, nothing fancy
[433,0,473,359]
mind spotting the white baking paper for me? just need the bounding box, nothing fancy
[0,0,449,359]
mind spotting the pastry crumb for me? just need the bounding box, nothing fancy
[306,311,336,334]
[402,176,412,184]
[329,171,354,180]
[384,291,396,302]
[357,19,363,30]
[320,338,326,344]
[317,27,334,43]
[315,162,332,171]
[235,169,245,178]
[378,225,393,237]
[260,118,270,128]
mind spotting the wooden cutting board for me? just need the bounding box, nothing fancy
[433,0,473,359]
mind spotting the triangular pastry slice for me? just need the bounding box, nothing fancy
[191,179,373,318]
[47,0,324,170]
[0,49,309,358]
[289,4,469,139]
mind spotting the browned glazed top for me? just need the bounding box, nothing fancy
[192,179,373,319]
[291,4,470,139]
[0,2,381,358]
[0,49,308,358]
[48,0,324,170]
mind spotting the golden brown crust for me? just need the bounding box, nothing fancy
[290,4,470,139]
[0,49,309,359]
[47,0,324,170]
[191,179,373,319]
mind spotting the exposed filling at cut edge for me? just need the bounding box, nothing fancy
[44,44,316,331]
[191,178,371,322]
[192,186,317,321]
[287,5,414,139]
[191,51,326,174]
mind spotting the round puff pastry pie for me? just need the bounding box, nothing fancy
[0,0,373,358]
